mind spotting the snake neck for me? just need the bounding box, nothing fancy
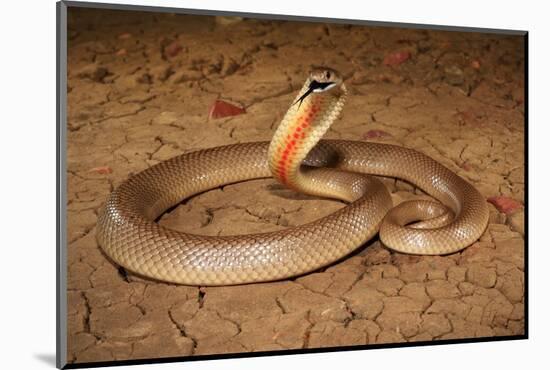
[268,81,347,195]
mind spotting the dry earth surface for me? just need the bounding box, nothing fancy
[65,8,525,364]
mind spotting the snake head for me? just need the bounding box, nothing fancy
[294,67,345,108]
[308,67,343,91]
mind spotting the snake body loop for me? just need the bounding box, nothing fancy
[96,68,489,285]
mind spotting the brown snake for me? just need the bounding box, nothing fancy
[96,67,489,285]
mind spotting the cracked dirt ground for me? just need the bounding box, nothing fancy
[65,8,525,364]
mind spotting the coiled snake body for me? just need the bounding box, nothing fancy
[97,68,489,285]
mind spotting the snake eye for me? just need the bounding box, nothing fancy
[326,70,331,79]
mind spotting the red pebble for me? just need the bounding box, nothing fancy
[487,196,523,214]
[208,100,246,119]
[164,41,183,58]
[89,166,113,175]
[383,51,411,66]
[363,129,392,140]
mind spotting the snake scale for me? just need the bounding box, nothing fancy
[96,67,489,285]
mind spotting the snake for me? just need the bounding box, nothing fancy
[96,67,489,286]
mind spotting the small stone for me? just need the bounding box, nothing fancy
[88,166,112,175]
[208,100,246,119]
[118,32,132,39]
[383,51,411,66]
[163,40,183,58]
[487,196,523,214]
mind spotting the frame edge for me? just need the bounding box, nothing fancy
[62,0,527,35]
[57,1,68,369]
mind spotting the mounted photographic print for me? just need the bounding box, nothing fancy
[56,1,527,368]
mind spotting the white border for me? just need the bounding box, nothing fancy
[2,0,546,369]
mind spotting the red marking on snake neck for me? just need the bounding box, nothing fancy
[276,103,320,184]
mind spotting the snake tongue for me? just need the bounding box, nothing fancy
[293,80,334,108]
